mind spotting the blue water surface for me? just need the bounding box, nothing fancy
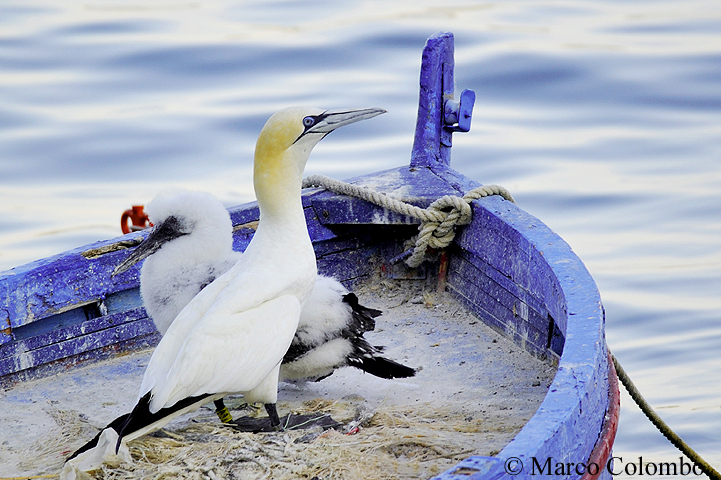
[1,1,720,476]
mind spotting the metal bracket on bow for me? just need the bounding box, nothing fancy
[444,89,475,133]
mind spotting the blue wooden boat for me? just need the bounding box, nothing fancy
[0,32,618,479]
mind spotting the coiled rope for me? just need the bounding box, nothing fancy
[302,174,515,268]
[611,354,721,480]
[302,174,720,478]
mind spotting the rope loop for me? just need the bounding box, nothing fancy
[302,174,515,268]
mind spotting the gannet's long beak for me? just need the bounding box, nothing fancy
[113,217,187,276]
[301,107,386,137]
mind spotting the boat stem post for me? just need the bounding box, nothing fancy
[410,32,476,169]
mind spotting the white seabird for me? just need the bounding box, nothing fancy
[113,107,387,445]
[60,107,386,479]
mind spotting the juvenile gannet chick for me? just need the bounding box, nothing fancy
[119,191,238,337]
[281,274,415,382]
[109,107,386,455]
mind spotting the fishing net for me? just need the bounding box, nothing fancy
[89,396,525,480]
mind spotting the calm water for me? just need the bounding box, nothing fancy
[1,0,720,476]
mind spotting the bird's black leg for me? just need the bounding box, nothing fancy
[214,398,233,423]
[264,403,282,430]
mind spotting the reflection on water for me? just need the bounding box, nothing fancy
[1,0,720,474]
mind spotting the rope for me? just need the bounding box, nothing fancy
[302,174,515,268]
[611,353,721,480]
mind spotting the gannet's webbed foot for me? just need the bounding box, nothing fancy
[232,403,341,433]
[230,403,282,432]
[214,398,233,423]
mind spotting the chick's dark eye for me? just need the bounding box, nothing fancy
[303,116,315,128]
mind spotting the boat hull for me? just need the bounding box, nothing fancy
[0,163,615,479]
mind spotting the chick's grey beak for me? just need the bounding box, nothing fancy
[112,218,185,276]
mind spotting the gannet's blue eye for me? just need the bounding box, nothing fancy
[303,116,315,128]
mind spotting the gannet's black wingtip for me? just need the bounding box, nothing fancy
[115,392,153,453]
[348,338,416,379]
[114,391,214,453]
[66,413,130,461]
[351,355,417,379]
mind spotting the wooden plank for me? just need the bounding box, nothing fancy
[1,232,146,332]
[0,313,157,381]
[447,254,550,356]
[452,248,551,325]
[317,251,375,285]
[315,231,391,284]
[0,307,148,364]
[0,328,159,389]
[227,202,259,227]
[304,204,338,243]
[303,165,464,226]
[308,194,419,226]
[455,200,568,335]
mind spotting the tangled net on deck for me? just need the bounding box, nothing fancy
[81,398,522,480]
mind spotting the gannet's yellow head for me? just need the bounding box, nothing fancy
[253,106,386,218]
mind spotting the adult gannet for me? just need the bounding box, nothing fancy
[110,107,386,451]
[63,162,419,475]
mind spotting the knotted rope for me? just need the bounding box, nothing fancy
[302,174,515,268]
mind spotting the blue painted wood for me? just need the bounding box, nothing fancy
[0,325,159,388]
[304,165,465,226]
[0,306,146,362]
[411,32,456,167]
[0,231,147,336]
[454,197,569,336]
[227,203,259,227]
[448,254,553,357]
[451,248,558,333]
[0,307,158,388]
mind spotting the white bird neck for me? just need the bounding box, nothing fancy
[253,134,312,229]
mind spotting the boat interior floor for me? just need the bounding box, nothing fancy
[0,278,557,479]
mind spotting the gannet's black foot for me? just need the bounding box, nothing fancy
[265,403,282,431]
[231,404,341,433]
